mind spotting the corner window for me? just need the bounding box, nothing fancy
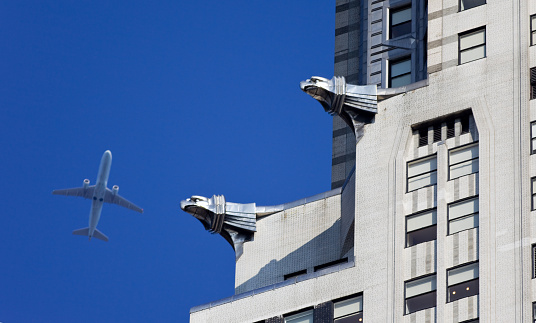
[406,209,437,247]
[285,310,313,323]
[531,67,536,100]
[389,57,412,88]
[530,15,536,46]
[449,143,479,180]
[531,122,536,154]
[407,155,437,192]
[390,5,411,39]
[334,295,363,322]
[532,177,536,211]
[448,197,479,235]
[447,262,479,302]
[460,0,485,11]
[405,274,436,314]
[459,27,486,64]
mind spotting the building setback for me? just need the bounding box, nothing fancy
[185,0,536,322]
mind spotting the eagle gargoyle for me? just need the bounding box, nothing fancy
[181,195,281,260]
[300,76,379,141]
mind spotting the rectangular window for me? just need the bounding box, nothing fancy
[285,310,313,323]
[449,143,479,179]
[334,295,363,322]
[531,122,536,154]
[448,197,479,235]
[405,274,436,314]
[530,15,536,46]
[447,262,479,302]
[389,57,412,88]
[459,27,486,64]
[532,244,536,278]
[531,67,536,100]
[460,0,485,11]
[532,177,536,211]
[407,155,437,192]
[406,209,437,247]
[533,301,536,323]
[390,5,411,39]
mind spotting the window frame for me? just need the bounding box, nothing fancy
[447,196,479,235]
[529,14,536,46]
[407,154,438,192]
[404,273,437,314]
[448,142,479,180]
[531,67,536,100]
[459,27,486,65]
[284,308,314,323]
[406,208,437,247]
[389,5,412,39]
[532,177,536,211]
[389,56,412,88]
[459,0,486,12]
[531,121,536,154]
[333,294,363,322]
[532,244,536,279]
[446,261,479,303]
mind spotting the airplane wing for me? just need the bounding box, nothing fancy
[104,188,143,213]
[52,186,95,199]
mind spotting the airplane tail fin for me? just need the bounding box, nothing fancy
[93,229,109,242]
[72,227,89,236]
[72,227,109,242]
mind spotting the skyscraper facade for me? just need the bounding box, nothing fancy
[186,0,536,322]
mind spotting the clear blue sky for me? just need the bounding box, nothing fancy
[0,1,334,322]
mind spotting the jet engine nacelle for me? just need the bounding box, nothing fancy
[112,185,119,195]
[83,179,90,189]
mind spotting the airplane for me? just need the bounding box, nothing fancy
[52,150,143,241]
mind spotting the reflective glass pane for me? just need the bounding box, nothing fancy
[449,214,478,234]
[407,225,437,247]
[460,0,486,11]
[460,30,485,50]
[460,45,485,64]
[450,159,478,179]
[285,310,313,323]
[391,73,412,87]
[448,262,479,286]
[531,122,536,136]
[391,59,411,77]
[408,157,437,177]
[532,178,536,192]
[449,198,479,220]
[450,144,479,164]
[407,210,437,231]
[391,21,412,38]
[408,171,437,191]
[391,7,411,25]
[405,291,436,314]
[406,275,436,298]
[334,296,363,318]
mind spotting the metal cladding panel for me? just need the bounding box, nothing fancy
[313,301,334,323]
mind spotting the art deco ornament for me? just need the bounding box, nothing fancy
[181,195,282,260]
[300,76,378,140]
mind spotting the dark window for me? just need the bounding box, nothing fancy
[532,177,536,211]
[314,258,348,272]
[447,120,455,139]
[533,301,536,323]
[460,0,485,11]
[284,269,307,280]
[530,15,536,46]
[461,114,470,134]
[405,275,436,314]
[531,67,536,100]
[532,244,536,278]
[389,57,412,88]
[459,319,479,323]
[531,122,536,154]
[406,209,437,247]
[390,5,411,39]
[334,295,363,323]
[447,262,479,302]
[418,127,428,147]
[459,27,486,64]
[433,125,442,142]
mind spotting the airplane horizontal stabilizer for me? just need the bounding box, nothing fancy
[72,228,89,236]
[93,229,109,242]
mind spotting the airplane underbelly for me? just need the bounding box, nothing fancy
[89,201,104,228]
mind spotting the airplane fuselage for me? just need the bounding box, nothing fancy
[88,150,112,239]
